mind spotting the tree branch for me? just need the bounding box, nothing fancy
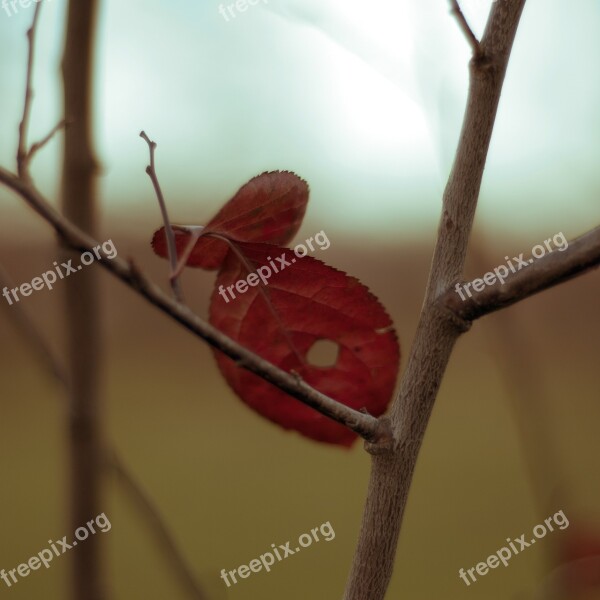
[108,452,208,599]
[442,225,600,321]
[0,264,67,386]
[0,167,387,445]
[343,3,528,599]
[17,3,42,179]
[0,262,208,599]
[28,118,69,160]
[449,0,482,58]
[5,2,595,599]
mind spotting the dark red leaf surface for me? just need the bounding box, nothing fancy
[209,243,400,446]
[152,171,308,270]
[151,170,400,446]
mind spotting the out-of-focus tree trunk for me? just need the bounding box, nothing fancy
[61,1,104,599]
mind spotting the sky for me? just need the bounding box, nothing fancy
[0,0,598,239]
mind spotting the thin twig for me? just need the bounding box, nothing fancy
[17,2,42,179]
[109,452,208,599]
[140,131,184,302]
[28,118,69,160]
[0,264,68,386]
[171,227,203,280]
[0,261,208,599]
[449,0,483,58]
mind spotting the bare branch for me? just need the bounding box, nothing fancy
[0,264,67,386]
[470,241,570,524]
[449,0,482,58]
[0,263,208,600]
[442,225,600,321]
[17,2,42,179]
[0,166,386,445]
[344,3,528,599]
[108,452,208,599]
[28,118,69,160]
[140,131,184,302]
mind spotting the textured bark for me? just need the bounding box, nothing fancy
[343,3,528,598]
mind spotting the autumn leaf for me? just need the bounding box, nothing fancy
[209,242,399,446]
[151,171,400,446]
[152,171,308,270]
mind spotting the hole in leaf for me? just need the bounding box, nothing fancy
[306,339,339,368]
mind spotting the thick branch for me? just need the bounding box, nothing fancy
[442,225,600,321]
[0,167,386,445]
[343,2,528,599]
[61,2,103,598]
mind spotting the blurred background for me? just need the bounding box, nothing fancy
[0,0,599,598]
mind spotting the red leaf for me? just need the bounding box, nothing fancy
[152,171,308,270]
[209,242,400,446]
[150,170,400,445]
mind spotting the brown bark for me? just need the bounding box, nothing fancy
[343,3,528,598]
[61,1,104,599]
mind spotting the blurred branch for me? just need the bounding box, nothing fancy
[61,0,104,596]
[29,118,70,160]
[15,2,68,177]
[0,264,67,386]
[109,452,208,600]
[442,225,600,322]
[469,238,570,567]
[0,262,208,599]
[17,3,42,179]
[4,6,209,600]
